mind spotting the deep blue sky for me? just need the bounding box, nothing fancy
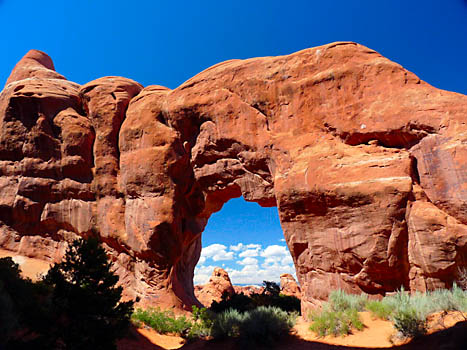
[1,0,466,284]
[1,1,466,93]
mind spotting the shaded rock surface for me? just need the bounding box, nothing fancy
[194,267,235,307]
[1,43,466,314]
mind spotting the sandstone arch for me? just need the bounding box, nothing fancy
[1,42,466,315]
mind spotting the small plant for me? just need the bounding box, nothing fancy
[392,305,427,339]
[211,308,245,339]
[329,289,367,312]
[308,289,365,337]
[210,306,296,344]
[132,308,192,335]
[188,305,214,339]
[239,306,297,345]
[309,286,467,340]
[309,307,363,337]
[365,300,393,320]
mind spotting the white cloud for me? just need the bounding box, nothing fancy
[224,263,297,285]
[230,243,261,252]
[201,243,234,261]
[202,244,227,258]
[279,238,286,242]
[238,257,259,266]
[262,257,279,267]
[239,249,260,258]
[246,244,262,249]
[213,251,234,261]
[194,243,297,285]
[230,243,244,251]
[261,245,289,258]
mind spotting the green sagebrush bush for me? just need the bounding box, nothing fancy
[239,306,297,345]
[309,307,364,337]
[132,308,192,335]
[132,305,216,340]
[392,305,427,338]
[211,306,297,345]
[311,286,467,340]
[365,300,393,320]
[308,289,365,337]
[211,308,245,339]
[328,289,367,312]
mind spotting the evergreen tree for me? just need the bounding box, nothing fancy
[44,237,133,350]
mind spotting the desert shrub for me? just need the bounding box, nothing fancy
[308,289,365,337]
[392,304,427,338]
[309,307,363,337]
[310,286,467,340]
[450,283,467,312]
[132,308,192,335]
[365,300,393,320]
[210,306,296,344]
[187,305,214,339]
[329,289,367,312]
[211,308,245,339]
[238,306,297,345]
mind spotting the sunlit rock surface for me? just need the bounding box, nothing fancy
[194,267,235,307]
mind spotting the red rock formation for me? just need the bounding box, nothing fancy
[194,267,235,307]
[233,285,264,296]
[1,43,466,316]
[280,273,301,298]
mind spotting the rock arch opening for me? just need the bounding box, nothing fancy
[195,198,295,284]
[193,197,297,306]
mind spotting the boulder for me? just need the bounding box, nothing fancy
[195,267,235,307]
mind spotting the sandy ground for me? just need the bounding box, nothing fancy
[0,248,51,280]
[294,312,395,348]
[118,312,467,350]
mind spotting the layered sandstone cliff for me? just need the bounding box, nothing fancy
[1,43,466,315]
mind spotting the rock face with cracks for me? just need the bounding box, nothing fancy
[1,43,466,315]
